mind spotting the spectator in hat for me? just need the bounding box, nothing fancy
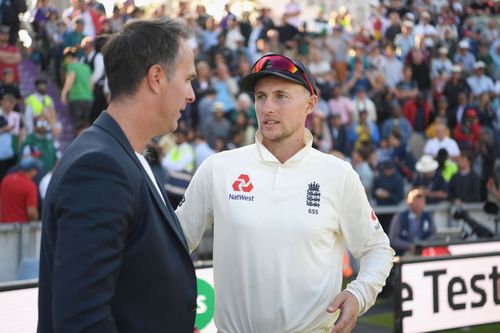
[372,160,405,206]
[466,61,495,96]
[448,150,481,203]
[0,157,41,223]
[413,155,448,204]
[389,188,437,256]
[394,20,416,59]
[423,122,460,158]
[413,11,437,49]
[202,101,231,149]
[454,109,481,151]
[60,47,93,129]
[0,25,21,84]
[454,40,475,73]
[431,46,453,78]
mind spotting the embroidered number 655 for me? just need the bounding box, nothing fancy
[308,209,318,215]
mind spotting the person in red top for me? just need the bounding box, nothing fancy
[0,157,41,223]
[454,109,481,151]
[0,25,21,84]
[402,93,432,134]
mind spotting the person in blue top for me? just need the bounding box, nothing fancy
[389,188,437,256]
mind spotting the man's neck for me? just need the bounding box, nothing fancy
[261,130,306,164]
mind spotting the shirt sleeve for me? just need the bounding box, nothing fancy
[339,166,394,315]
[176,156,214,252]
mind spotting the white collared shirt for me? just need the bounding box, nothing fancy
[177,130,393,333]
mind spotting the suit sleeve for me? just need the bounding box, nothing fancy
[52,152,134,333]
[176,156,214,253]
[339,167,394,315]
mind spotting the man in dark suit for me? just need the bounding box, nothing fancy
[38,18,197,333]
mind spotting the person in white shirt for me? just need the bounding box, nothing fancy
[466,61,495,96]
[177,54,394,333]
[431,47,453,79]
[423,122,460,159]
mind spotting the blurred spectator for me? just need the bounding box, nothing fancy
[454,40,475,73]
[394,20,416,59]
[351,86,377,124]
[20,115,58,175]
[389,130,415,181]
[0,68,21,108]
[0,114,15,180]
[413,155,448,204]
[351,148,373,197]
[62,18,86,57]
[381,101,412,145]
[162,128,195,209]
[326,113,348,155]
[345,60,371,98]
[0,25,21,84]
[193,132,214,171]
[414,11,437,49]
[382,44,403,89]
[80,36,107,123]
[0,0,27,44]
[310,112,330,153]
[0,93,22,155]
[0,157,41,223]
[467,61,495,97]
[431,46,453,79]
[389,188,436,256]
[231,109,256,147]
[406,48,432,98]
[454,109,481,151]
[61,47,93,129]
[328,84,354,126]
[423,122,460,158]
[24,78,58,136]
[473,92,495,129]
[448,150,481,203]
[212,62,238,113]
[372,160,405,206]
[476,128,496,200]
[203,101,230,149]
[403,94,432,134]
[435,148,458,182]
[384,12,401,44]
[394,66,419,105]
[324,25,349,81]
[348,109,380,152]
[443,65,471,127]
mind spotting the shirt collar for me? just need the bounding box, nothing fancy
[254,129,313,165]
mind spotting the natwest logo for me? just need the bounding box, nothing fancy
[232,174,253,193]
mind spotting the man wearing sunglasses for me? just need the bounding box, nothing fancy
[177,54,394,333]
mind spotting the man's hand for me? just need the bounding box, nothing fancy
[327,290,359,333]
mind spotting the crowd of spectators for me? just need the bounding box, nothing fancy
[1,0,500,226]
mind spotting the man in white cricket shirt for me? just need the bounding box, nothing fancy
[177,54,394,333]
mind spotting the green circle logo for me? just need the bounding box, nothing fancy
[195,278,215,330]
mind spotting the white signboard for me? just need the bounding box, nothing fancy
[0,268,216,333]
[398,253,500,333]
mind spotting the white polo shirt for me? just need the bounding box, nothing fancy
[177,130,394,333]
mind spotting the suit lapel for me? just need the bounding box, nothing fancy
[93,112,190,253]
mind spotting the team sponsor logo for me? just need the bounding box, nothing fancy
[307,182,320,214]
[230,174,254,201]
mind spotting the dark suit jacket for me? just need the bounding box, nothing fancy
[38,112,197,333]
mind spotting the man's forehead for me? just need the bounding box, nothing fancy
[254,76,305,93]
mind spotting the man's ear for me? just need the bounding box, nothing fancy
[306,94,319,115]
[146,64,165,94]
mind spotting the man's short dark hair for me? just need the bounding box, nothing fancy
[102,18,190,101]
